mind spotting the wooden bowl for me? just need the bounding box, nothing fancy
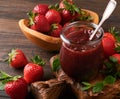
[18,9,99,51]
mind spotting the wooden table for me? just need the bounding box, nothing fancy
[0,0,120,98]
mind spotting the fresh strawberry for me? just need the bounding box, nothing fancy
[108,27,120,53]
[59,0,73,8]
[24,55,45,84]
[111,54,120,71]
[112,54,120,64]
[103,27,116,42]
[50,23,62,37]
[8,49,28,68]
[61,10,74,23]
[30,23,40,31]
[28,12,50,33]
[45,9,61,24]
[34,14,50,32]
[103,27,120,43]
[102,37,116,57]
[102,27,120,57]
[33,4,49,15]
[104,32,116,42]
[0,71,28,99]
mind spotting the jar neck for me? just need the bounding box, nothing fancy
[60,21,104,46]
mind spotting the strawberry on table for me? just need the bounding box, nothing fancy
[24,55,45,84]
[112,54,120,64]
[103,27,117,42]
[0,71,28,99]
[102,27,119,57]
[50,23,62,37]
[33,4,49,15]
[102,37,116,57]
[45,9,61,24]
[8,49,28,68]
[104,32,116,42]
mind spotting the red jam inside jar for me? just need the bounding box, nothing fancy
[60,21,104,82]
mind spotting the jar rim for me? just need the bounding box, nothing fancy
[60,21,104,45]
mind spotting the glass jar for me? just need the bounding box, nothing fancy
[60,21,104,82]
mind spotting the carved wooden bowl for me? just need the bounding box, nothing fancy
[18,9,99,51]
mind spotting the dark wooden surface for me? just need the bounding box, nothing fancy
[0,0,120,99]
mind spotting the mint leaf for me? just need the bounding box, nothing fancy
[109,56,118,63]
[92,82,104,93]
[81,82,92,91]
[103,75,116,85]
[52,56,60,71]
[81,76,116,93]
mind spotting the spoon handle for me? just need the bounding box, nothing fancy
[89,0,117,40]
[102,0,117,20]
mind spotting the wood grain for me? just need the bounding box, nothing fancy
[0,0,120,98]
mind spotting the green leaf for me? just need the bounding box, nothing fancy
[8,49,18,63]
[108,27,116,34]
[31,55,46,66]
[115,36,120,43]
[52,56,60,71]
[109,56,118,63]
[103,75,116,85]
[0,71,22,90]
[81,82,92,91]
[103,60,113,69]
[82,82,91,86]
[0,82,5,90]
[0,75,21,85]
[27,11,37,26]
[1,78,12,84]
[0,71,12,80]
[63,0,80,14]
[92,82,104,93]
[71,4,80,14]
[49,3,59,10]
[115,46,120,53]
[108,27,120,43]
[51,24,59,30]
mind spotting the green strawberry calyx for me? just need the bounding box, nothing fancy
[107,27,120,53]
[8,49,18,63]
[31,55,46,66]
[49,3,60,11]
[63,0,81,15]
[0,71,21,90]
[50,23,59,31]
[27,11,37,26]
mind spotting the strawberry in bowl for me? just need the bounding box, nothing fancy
[19,0,99,51]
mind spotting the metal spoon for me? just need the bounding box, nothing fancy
[89,0,117,40]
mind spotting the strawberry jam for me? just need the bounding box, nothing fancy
[60,21,104,82]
